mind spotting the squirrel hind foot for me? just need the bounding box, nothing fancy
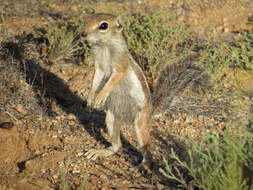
[85,146,118,161]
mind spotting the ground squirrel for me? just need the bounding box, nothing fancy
[83,13,210,166]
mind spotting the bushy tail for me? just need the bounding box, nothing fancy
[152,59,211,115]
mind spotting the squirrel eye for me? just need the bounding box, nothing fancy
[99,22,108,30]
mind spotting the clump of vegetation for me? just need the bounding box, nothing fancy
[160,126,253,190]
[199,32,253,91]
[122,12,190,73]
[44,20,84,64]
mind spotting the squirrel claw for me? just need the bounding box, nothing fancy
[94,92,107,108]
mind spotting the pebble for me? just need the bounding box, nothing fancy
[72,169,80,174]
[67,113,76,120]
[16,104,27,115]
[52,174,59,179]
[77,152,83,157]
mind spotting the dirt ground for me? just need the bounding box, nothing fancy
[0,0,252,189]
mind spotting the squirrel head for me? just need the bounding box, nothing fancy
[84,13,123,46]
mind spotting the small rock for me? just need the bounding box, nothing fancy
[185,116,193,124]
[77,152,83,157]
[72,169,80,174]
[224,27,229,33]
[156,182,164,190]
[67,113,76,120]
[41,169,46,174]
[174,119,180,124]
[68,120,75,126]
[16,104,27,115]
[52,174,59,179]
[55,116,61,121]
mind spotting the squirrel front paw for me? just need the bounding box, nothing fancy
[94,91,107,108]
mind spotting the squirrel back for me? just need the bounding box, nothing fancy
[152,57,211,115]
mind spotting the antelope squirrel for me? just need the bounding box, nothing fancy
[83,13,210,166]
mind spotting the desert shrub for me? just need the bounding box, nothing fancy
[160,128,253,190]
[198,32,253,90]
[44,19,89,65]
[122,12,190,73]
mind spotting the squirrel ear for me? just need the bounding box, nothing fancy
[117,26,123,33]
[117,15,123,25]
[116,15,123,33]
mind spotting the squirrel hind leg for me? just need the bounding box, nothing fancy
[85,110,121,160]
[106,110,122,152]
[133,107,152,168]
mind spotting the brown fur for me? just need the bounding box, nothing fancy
[94,58,130,107]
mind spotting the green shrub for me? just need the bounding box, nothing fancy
[160,129,253,190]
[199,32,253,90]
[122,12,190,73]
